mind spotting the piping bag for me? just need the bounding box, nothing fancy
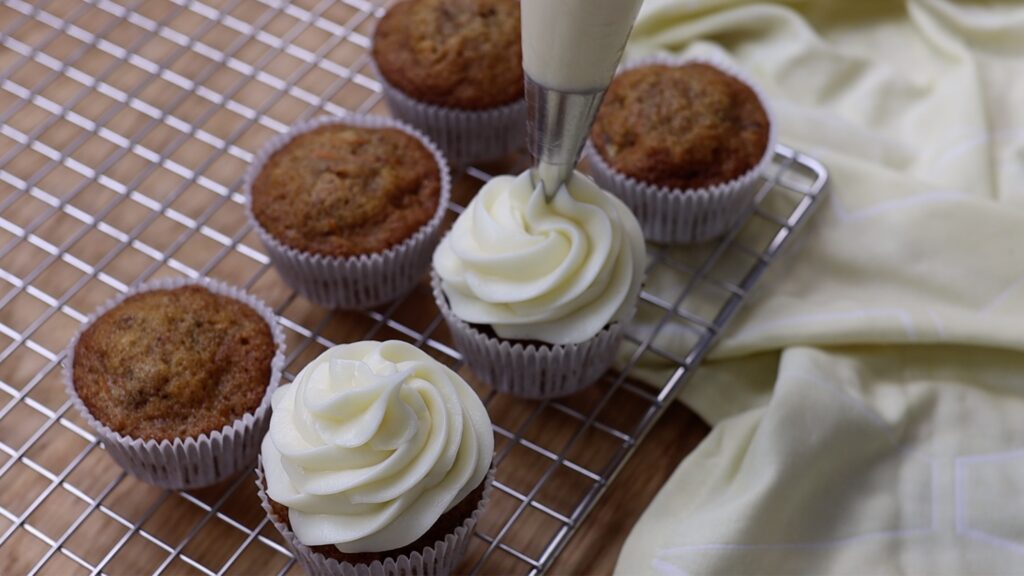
[523,0,645,201]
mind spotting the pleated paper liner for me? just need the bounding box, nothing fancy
[587,54,778,244]
[63,276,286,490]
[432,272,626,399]
[370,59,527,168]
[257,461,494,576]
[243,114,452,310]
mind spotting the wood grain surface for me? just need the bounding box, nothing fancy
[0,1,712,574]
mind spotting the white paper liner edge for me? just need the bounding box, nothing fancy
[63,276,287,490]
[586,54,778,244]
[368,54,527,167]
[256,460,494,576]
[431,272,624,399]
[242,114,452,310]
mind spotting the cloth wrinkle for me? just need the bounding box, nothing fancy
[615,1,1024,574]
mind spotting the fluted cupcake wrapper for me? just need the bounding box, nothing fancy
[370,61,527,167]
[431,272,624,399]
[586,54,778,244]
[63,277,286,491]
[256,460,494,576]
[243,114,452,310]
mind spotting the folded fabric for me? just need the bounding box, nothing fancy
[615,1,1024,574]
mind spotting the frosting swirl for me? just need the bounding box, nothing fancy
[261,340,493,553]
[433,170,646,344]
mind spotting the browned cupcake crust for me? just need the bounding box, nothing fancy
[251,125,441,258]
[73,286,275,442]
[372,0,523,110]
[591,63,771,190]
[266,479,486,564]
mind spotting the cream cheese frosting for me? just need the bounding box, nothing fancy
[433,170,646,345]
[261,340,493,553]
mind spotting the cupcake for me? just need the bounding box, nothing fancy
[587,56,776,244]
[258,340,493,576]
[245,115,451,310]
[432,170,646,398]
[371,0,526,165]
[64,277,285,490]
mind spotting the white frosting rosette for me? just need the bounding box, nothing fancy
[259,340,493,574]
[432,170,646,398]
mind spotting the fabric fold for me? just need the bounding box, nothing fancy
[615,1,1024,574]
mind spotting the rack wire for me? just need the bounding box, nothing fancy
[0,0,828,574]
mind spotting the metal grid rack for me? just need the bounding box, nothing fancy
[0,0,828,574]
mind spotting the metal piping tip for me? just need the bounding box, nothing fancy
[530,161,572,202]
[526,75,606,202]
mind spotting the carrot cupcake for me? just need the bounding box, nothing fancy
[588,56,776,244]
[432,169,646,398]
[258,340,493,576]
[371,0,526,165]
[245,114,451,310]
[64,277,285,490]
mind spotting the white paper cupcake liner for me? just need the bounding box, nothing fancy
[431,273,624,399]
[586,54,778,244]
[369,59,526,167]
[63,277,286,491]
[256,461,493,576]
[243,114,452,310]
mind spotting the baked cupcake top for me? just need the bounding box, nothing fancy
[591,63,771,190]
[372,0,523,110]
[73,286,275,441]
[261,340,493,553]
[432,170,646,345]
[250,124,441,258]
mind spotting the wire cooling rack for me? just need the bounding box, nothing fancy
[0,0,828,574]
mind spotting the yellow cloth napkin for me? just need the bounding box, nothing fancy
[615,1,1024,574]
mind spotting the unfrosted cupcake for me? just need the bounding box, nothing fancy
[588,57,775,244]
[258,340,493,576]
[245,114,451,310]
[371,0,526,165]
[432,170,646,398]
[65,277,285,490]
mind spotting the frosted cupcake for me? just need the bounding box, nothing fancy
[432,170,646,398]
[65,277,285,490]
[587,57,776,244]
[371,0,526,165]
[258,340,493,576]
[245,114,451,310]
